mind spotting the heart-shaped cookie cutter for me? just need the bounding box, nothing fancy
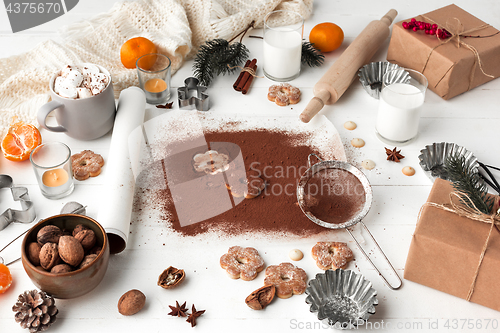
[0,175,36,231]
[177,77,210,111]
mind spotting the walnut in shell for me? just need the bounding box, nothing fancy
[27,242,42,266]
[74,229,96,250]
[158,266,185,289]
[58,236,84,267]
[118,289,146,316]
[40,243,60,271]
[37,225,62,246]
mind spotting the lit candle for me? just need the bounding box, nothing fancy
[42,169,69,187]
[144,78,167,93]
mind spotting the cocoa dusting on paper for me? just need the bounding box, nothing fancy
[141,129,359,237]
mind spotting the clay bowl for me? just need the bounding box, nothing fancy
[21,214,110,299]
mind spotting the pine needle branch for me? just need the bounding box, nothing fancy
[445,153,494,214]
[301,42,324,67]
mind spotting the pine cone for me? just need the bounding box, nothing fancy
[12,290,58,332]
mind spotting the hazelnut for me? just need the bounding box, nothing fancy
[51,264,72,274]
[72,224,88,237]
[37,225,62,246]
[74,229,96,250]
[118,289,146,316]
[78,254,98,269]
[39,243,60,271]
[58,235,84,267]
[28,242,42,266]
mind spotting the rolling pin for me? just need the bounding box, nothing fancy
[300,9,398,123]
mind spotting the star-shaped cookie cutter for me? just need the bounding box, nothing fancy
[177,77,210,111]
[0,175,36,231]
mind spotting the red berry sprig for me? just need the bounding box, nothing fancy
[402,18,451,39]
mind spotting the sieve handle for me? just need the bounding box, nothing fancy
[307,153,323,168]
[346,222,402,290]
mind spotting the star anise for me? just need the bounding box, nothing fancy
[168,301,188,317]
[385,147,405,162]
[156,102,173,109]
[186,304,205,327]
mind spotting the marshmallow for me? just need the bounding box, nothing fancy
[61,68,83,88]
[58,86,78,99]
[80,64,100,77]
[53,77,65,94]
[77,87,93,99]
[89,73,109,95]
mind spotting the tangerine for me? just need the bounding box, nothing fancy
[120,37,158,69]
[0,263,12,294]
[309,22,344,53]
[1,119,42,162]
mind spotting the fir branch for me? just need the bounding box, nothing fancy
[445,153,494,214]
[193,39,249,86]
[301,42,324,67]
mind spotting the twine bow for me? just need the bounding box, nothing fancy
[419,15,495,90]
[227,64,263,78]
[422,191,500,301]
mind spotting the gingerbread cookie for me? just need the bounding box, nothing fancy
[220,246,265,281]
[311,242,354,270]
[268,83,301,106]
[193,150,229,175]
[71,150,104,181]
[264,262,307,299]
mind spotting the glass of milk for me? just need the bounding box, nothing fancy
[375,68,428,145]
[263,10,304,82]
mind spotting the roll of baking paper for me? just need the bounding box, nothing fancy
[97,87,146,254]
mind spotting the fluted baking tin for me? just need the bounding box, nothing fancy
[306,269,378,329]
[418,142,478,181]
[358,62,408,99]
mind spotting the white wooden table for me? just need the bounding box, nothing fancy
[1,0,500,332]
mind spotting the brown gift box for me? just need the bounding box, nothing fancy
[405,178,500,311]
[387,4,500,100]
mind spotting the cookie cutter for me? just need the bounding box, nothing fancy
[177,77,210,111]
[0,175,36,231]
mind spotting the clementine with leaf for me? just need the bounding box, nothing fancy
[1,119,42,162]
[309,22,344,53]
[120,37,158,69]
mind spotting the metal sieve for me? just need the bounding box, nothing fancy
[297,154,402,290]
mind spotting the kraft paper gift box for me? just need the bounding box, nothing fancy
[404,178,500,311]
[387,4,500,100]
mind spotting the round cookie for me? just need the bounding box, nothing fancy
[71,150,104,181]
[220,246,265,281]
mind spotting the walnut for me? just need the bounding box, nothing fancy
[118,290,146,316]
[78,254,98,269]
[89,246,102,256]
[28,242,42,266]
[51,264,72,274]
[245,285,276,310]
[39,243,60,271]
[72,224,88,237]
[58,236,84,267]
[37,225,62,246]
[74,229,96,250]
[158,266,185,289]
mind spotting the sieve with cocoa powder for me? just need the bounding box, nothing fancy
[297,154,402,290]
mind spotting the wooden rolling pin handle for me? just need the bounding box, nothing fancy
[300,89,331,123]
[381,9,398,26]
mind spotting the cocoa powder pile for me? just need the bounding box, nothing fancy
[149,129,362,237]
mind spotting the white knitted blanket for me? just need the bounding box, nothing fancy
[0,0,313,137]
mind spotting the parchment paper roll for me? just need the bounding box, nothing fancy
[97,87,146,254]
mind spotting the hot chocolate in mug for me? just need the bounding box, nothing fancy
[38,64,116,141]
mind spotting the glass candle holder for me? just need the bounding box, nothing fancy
[375,68,428,145]
[136,53,171,104]
[263,10,304,82]
[30,142,74,200]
